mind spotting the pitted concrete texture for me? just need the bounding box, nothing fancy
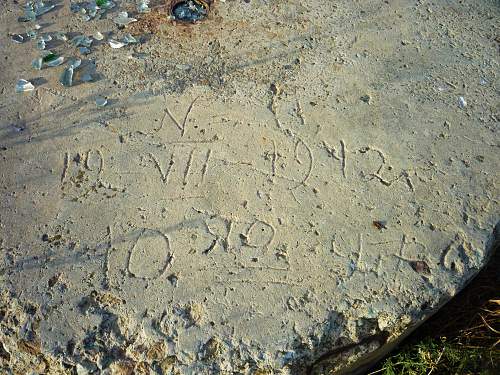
[0,0,498,374]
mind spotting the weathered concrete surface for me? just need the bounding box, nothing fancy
[0,0,498,374]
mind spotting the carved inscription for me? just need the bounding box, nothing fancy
[54,99,424,291]
[61,149,123,201]
[127,228,174,280]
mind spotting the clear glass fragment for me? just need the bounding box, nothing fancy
[79,47,91,55]
[34,1,55,16]
[114,12,137,26]
[95,97,108,107]
[93,31,104,41]
[37,39,46,50]
[137,0,150,13]
[27,30,37,39]
[16,79,35,93]
[60,66,74,87]
[71,35,93,47]
[109,39,125,49]
[81,73,93,82]
[54,32,68,41]
[32,57,43,70]
[123,33,137,44]
[11,34,24,43]
[68,58,82,69]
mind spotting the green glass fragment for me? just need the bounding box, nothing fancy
[42,53,57,63]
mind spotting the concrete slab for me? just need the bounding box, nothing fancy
[0,1,498,374]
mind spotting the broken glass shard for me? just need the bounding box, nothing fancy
[114,12,137,26]
[86,5,97,19]
[93,31,104,41]
[77,8,90,22]
[33,52,64,68]
[16,79,35,93]
[37,39,46,50]
[72,0,116,21]
[12,34,25,44]
[46,56,64,67]
[60,66,74,87]
[42,52,57,63]
[19,12,36,23]
[81,73,93,82]
[20,1,55,20]
[32,57,43,70]
[79,47,91,55]
[27,30,37,39]
[123,33,137,44]
[70,3,81,13]
[34,1,55,16]
[71,35,93,47]
[68,58,82,69]
[137,0,150,13]
[95,97,108,107]
[54,32,68,41]
[109,39,126,49]
[96,0,116,9]
[19,4,36,22]
[172,1,208,22]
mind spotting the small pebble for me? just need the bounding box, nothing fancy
[458,96,467,109]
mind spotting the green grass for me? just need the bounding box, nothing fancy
[371,338,499,375]
[368,244,500,375]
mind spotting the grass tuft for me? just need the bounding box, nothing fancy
[368,244,499,375]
